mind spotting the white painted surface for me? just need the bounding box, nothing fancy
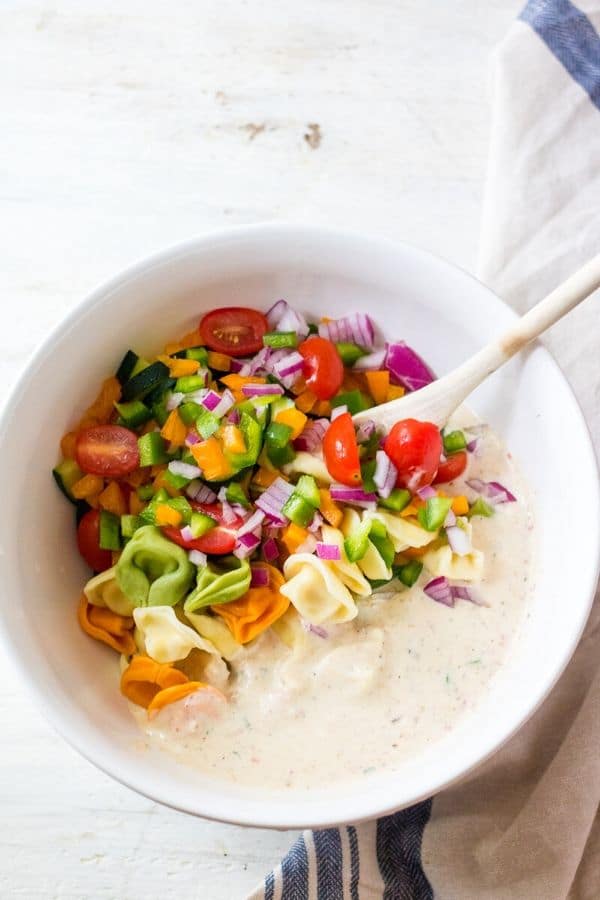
[1,2,521,896]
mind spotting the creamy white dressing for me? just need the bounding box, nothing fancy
[132,417,534,788]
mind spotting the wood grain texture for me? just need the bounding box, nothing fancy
[0,1,521,896]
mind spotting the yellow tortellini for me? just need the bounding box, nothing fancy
[281,554,358,625]
[270,606,307,649]
[365,509,437,553]
[133,606,222,664]
[84,566,134,616]
[422,545,484,581]
[340,509,392,582]
[184,610,242,661]
[319,524,372,597]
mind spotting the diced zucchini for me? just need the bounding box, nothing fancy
[121,361,170,402]
[115,350,140,385]
[294,474,320,508]
[114,399,151,429]
[52,459,83,503]
[138,432,168,467]
[146,377,176,407]
[99,510,121,551]
[282,493,315,528]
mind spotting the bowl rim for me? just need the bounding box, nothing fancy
[1,222,598,829]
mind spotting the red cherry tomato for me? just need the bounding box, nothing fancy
[77,509,113,572]
[298,336,344,401]
[433,450,468,485]
[75,425,140,478]
[383,419,442,491]
[163,502,245,555]
[322,412,361,486]
[199,307,268,357]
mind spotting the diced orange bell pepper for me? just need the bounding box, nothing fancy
[365,371,390,405]
[386,384,406,402]
[191,437,232,481]
[312,399,332,417]
[124,468,152,488]
[157,355,201,378]
[98,481,127,516]
[147,682,216,718]
[253,466,279,488]
[281,523,309,555]
[164,328,202,355]
[295,389,318,414]
[220,374,267,391]
[451,495,469,516]
[72,474,104,500]
[79,377,122,428]
[120,655,189,708]
[129,492,146,516]
[400,503,419,518]
[319,489,343,528]
[60,432,78,459]
[155,504,182,527]
[290,377,307,396]
[207,351,232,372]
[152,468,181,498]
[78,595,136,655]
[342,371,362,393]
[160,409,187,448]
[274,407,307,440]
[213,564,289,643]
[220,424,246,455]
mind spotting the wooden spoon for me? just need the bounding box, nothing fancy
[354,255,600,431]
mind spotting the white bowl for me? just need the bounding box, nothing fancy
[0,224,597,829]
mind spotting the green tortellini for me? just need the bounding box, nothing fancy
[84,566,136,616]
[184,557,251,613]
[116,525,195,608]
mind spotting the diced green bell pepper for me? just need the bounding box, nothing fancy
[443,430,467,455]
[137,483,155,501]
[267,443,296,467]
[121,514,143,539]
[331,389,372,415]
[369,528,395,568]
[114,399,151,429]
[196,408,220,439]
[294,474,320,508]
[163,469,189,491]
[282,492,315,527]
[139,488,169,524]
[417,496,453,532]
[469,497,494,518]
[397,560,423,587]
[263,331,298,349]
[226,411,264,473]
[99,510,121,551]
[185,347,209,363]
[380,488,411,512]
[344,518,373,562]
[360,459,377,493]
[165,496,192,525]
[265,419,294,467]
[225,482,250,507]
[176,374,206,394]
[179,401,203,427]
[335,342,366,366]
[190,511,217,538]
[138,431,168,467]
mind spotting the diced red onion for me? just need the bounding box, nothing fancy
[216,490,238,525]
[249,346,271,375]
[446,524,472,556]
[466,438,479,453]
[230,503,249,518]
[417,485,437,500]
[166,391,185,411]
[242,382,284,397]
[185,481,217,503]
[180,525,194,542]
[185,431,201,447]
[250,565,270,587]
[356,420,376,444]
[264,525,281,540]
[331,405,347,421]
[352,348,386,371]
[263,512,287,527]
[304,622,328,638]
[316,542,341,560]
[230,358,251,375]
[329,484,378,508]
[213,389,235,419]
[233,532,261,559]
[236,509,265,538]
[373,450,398,499]
[188,549,207,567]
[453,585,485,605]
[318,313,375,350]
[201,390,222,412]
[444,508,457,528]
[262,537,279,562]
[255,477,295,520]
[273,351,304,379]
[424,576,454,607]
[168,460,202,480]
[385,341,436,392]
[227,408,241,425]
[294,419,329,452]
[266,300,310,338]
[308,511,324,533]
[296,534,317,554]
[466,479,516,504]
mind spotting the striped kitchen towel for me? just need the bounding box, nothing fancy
[250,1,600,897]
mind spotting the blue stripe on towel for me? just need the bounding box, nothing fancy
[264,869,275,900]
[347,825,360,900]
[376,800,434,900]
[520,0,600,109]
[313,829,344,900]
[280,832,309,900]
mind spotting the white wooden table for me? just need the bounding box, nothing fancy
[1,2,521,896]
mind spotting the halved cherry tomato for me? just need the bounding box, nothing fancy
[162,502,245,555]
[322,412,361,486]
[199,307,268,357]
[77,509,113,572]
[433,450,468,485]
[75,425,140,478]
[384,419,442,491]
[298,336,344,401]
